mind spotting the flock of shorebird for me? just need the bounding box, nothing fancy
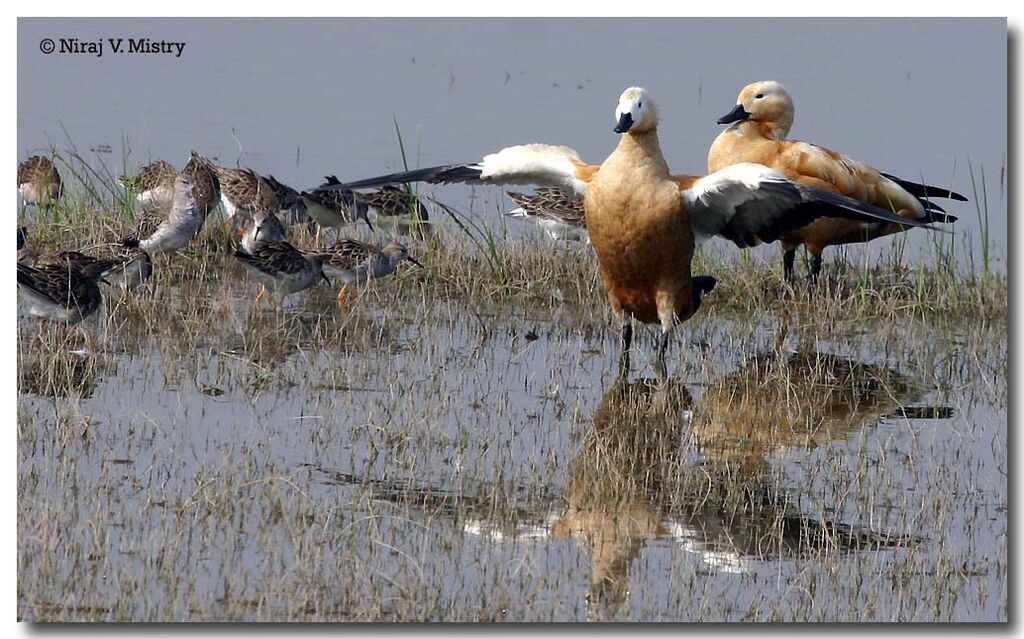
[17,81,965,365]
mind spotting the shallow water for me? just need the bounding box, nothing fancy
[17,272,1007,621]
[17,17,1007,270]
[16,17,1008,623]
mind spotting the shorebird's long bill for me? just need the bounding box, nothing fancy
[320,272,332,285]
[717,104,751,125]
[408,257,424,268]
[363,217,375,232]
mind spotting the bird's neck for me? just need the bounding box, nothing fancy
[733,119,789,141]
[613,129,671,177]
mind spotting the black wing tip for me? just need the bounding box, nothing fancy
[923,211,958,224]
[881,172,969,202]
[326,164,483,191]
[803,183,933,229]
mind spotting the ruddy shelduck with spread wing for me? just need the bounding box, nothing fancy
[710,80,965,280]
[333,87,933,366]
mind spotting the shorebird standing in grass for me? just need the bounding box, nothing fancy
[18,239,152,296]
[237,210,289,306]
[506,188,589,244]
[330,87,934,369]
[120,174,205,281]
[233,239,330,307]
[18,155,62,215]
[300,176,375,245]
[182,151,222,219]
[240,210,288,255]
[17,258,107,325]
[118,160,178,211]
[356,185,432,239]
[312,239,422,308]
[212,165,281,232]
[263,175,310,225]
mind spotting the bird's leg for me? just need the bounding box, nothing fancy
[618,310,633,375]
[655,293,677,363]
[783,249,796,282]
[656,330,671,359]
[653,348,669,380]
[254,285,266,307]
[336,284,349,309]
[808,252,823,283]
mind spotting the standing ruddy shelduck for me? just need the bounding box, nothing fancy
[18,155,62,213]
[330,87,933,364]
[709,80,965,280]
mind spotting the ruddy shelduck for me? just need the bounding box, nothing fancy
[331,87,932,365]
[709,80,965,280]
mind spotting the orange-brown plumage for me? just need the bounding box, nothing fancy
[585,124,696,327]
[709,80,960,277]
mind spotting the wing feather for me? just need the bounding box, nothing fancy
[328,144,593,196]
[682,164,933,248]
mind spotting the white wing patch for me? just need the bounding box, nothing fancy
[477,144,588,196]
[682,163,792,245]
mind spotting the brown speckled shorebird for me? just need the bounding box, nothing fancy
[300,176,375,244]
[709,80,965,280]
[263,175,309,225]
[212,165,281,229]
[312,239,422,307]
[240,210,288,256]
[17,258,106,324]
[118,159,178,210]
[506,187,588,243]
[121,174,205,258]
[233,239,329,306]
[356,185,431,239]
[330,87,934,368]
[182,151,222,218]
[18,155,62,213]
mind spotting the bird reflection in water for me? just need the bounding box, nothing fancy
[314,350,952,621]
[518,351,948,619]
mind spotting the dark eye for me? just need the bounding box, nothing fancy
[755,93,764,99]
[637,101,642,108]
